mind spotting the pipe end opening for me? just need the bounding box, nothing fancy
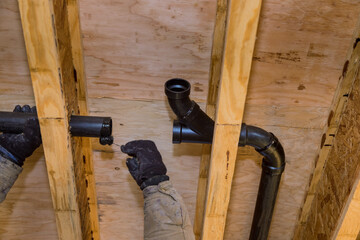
[165,78,191,99]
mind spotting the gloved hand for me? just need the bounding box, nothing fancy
[121,140,169,190]
[0,105,42,166]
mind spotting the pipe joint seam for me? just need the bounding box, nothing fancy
[261,161,285,176]
[178,101,198,123]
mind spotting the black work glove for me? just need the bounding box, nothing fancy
[121,140,169,190]
[0,105,42,166]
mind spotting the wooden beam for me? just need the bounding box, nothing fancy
[201,1,262,239]
[18,0,98,239]
[294,23,360,239]
[335,177,360,240]
[193,0,228,239]
[67,0,100,239]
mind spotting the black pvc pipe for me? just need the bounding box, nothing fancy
[0,111,113,145]
[173,122,285,167]
[165,78,285,240]
[70,115,112,137]
[173,120,210,144]
[250,170,282,240]
[165,78,214,140]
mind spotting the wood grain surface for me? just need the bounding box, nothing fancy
[18,0,98,239]
[201,0,262,239]
[0,0,359,239]
[194,0,227,238]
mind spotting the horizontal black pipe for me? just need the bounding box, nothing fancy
[70,115,112,137]
[172,120,210,144]
[173,122,285,170]
[165,78,285,240]
[0,111,112,138]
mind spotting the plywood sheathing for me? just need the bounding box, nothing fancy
[0,0,360,239]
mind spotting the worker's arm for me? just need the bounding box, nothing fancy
[0,105,42,203]
[121,140,195,240]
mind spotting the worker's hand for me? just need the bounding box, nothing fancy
[121,140,169,190]
[0,105,42,166]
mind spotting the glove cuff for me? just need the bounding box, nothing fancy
[0,145,23,166]
[140,175,169,190]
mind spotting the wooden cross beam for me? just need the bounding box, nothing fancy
[18,0,100,239]
[193,0,228,239]
[200,1,263,239]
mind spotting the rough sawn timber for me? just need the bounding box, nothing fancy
[18,0,99,239]
[201,0,263,239]
[193,0,227,239]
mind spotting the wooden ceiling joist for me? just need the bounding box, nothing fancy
[67,0,100,238]
[201,0,263,239]
[18,0,99,239]
[294,18,360,239]
[336,181,360,240]
[193,0,227,239]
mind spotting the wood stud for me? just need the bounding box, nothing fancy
[18,0,99,239]
[201,0,263,239]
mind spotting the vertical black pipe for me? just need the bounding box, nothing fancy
[249,169,282,240]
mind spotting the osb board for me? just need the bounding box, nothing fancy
[0,0,359,239]
[298,49,360,240]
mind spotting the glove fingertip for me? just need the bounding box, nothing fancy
[120,145,126,153]
[31,106,37,114]
[22,105,31,113]
[13,105,22,112]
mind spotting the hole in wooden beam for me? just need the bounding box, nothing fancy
[342,60,349,77]
[83,155,86,164]
[73,67,77,83]
[353,38,360,49]
[327,110,334,126]
[320,133,326,148]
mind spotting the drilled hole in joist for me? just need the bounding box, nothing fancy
[353,38,360,49]
[73,67,77,82]
[342,60,349,77]
[327,110,334,127]
[320,133,326,148]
